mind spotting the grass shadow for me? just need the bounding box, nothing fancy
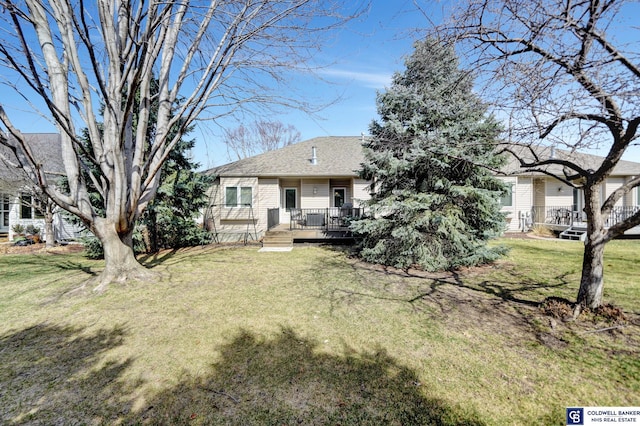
[123,327,485,425]
[0,323,134,425]
[2,325,485,425]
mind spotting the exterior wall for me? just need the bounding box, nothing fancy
[4,193,81,242]
[497,176,517,231]
[205,170,637,240]
[206,177,262,243]
[301,179,330,209]
[352,179,370,208]
[257,178,279,231]
[205,176,374,240]
[515,177,533,222]
[7,195,47,241]
[545,179,573,206]
[605,177,625,207]
[497,176,533,232]
[53,213,83,241]
[533,178,545,208]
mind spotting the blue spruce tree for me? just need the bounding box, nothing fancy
[352,38,508,271]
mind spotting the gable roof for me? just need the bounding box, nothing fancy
[0,133,64,182]
[206,136,365,178]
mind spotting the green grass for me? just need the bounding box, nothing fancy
[0,239,638,425]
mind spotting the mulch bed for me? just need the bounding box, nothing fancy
[0,242,85,255]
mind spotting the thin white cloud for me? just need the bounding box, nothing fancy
[319,68,392,89]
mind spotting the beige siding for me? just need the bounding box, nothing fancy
[257,178,279,231]
[352,179,370,207]
[206,177,262,242]
[533,178,545,207]
[513,176,533,231]
[301,179,329,209]
[545,179,573,206]
[497,176,517,231]
[605,177,625,207]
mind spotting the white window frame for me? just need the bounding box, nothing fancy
[500,183,514,207]
[1,194,10,230]
[333,187,346,208]
[284,187,297,211]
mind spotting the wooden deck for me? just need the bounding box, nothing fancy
[267,223,355,242]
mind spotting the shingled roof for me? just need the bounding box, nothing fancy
[500,144,640,176]
[0,133,64,182]
[207,136,365,177]
[207,135,640,179]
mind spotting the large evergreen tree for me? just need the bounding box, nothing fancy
[140,136,213,253]
[352,38,507,271]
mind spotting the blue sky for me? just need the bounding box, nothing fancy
[193,0,640,169]
[2,1,639,169]
[194,1,438,169]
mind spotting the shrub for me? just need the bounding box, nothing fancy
[25,224,40,235]
[11,224,25,235]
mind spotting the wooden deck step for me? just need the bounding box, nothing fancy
[262,231,293,248]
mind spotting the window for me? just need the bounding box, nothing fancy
[1,194,9,228]
[20,193,44,219]
[500,184,513,207]
[333,188,346,208]
[225,186,252,207]
[284,188,297,211]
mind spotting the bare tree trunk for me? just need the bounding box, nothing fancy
[91,220,153,293]
[576,185,607,309]
[577,228,606,309]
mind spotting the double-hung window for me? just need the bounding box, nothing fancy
[225,186,252,207]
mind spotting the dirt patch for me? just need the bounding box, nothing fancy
[540,296,629,325]
[0,242,85,256]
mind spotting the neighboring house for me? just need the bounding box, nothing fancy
[203,136,640,242]
[497,145,640,234]
[0,133,83,242]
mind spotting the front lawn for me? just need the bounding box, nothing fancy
[0,238,638,425]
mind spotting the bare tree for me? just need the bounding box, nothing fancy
[433,0,640,309]
[224,120,301,160]
[0,0,362,291]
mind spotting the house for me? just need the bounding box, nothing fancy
[0,133,82,242]
[203,136,370,242]
[203,136,640,243]
[497,145,640,235]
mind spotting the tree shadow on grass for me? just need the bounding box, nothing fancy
[126,327,485,425]
[1,325,485,425]
[0,323,134,425]
[319,248,572,312]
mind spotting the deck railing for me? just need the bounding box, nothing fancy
[289,207,363,231]
[267,208,279,230]
[532,205,640,227]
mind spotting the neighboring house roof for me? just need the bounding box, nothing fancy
[0,133,64,182]
[206,136,365,178]
[500,144,640,177]
[207,136,640,179]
